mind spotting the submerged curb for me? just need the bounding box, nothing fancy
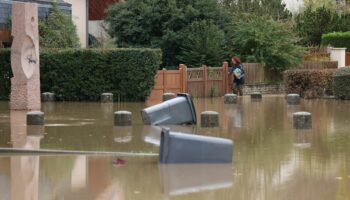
[0,148,158,157]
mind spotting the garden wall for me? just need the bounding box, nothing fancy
[243,84,284,95]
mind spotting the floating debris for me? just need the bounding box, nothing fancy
[112,158,126,166]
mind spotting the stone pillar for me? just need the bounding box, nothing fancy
[41,92,55,102]
[251,92,262,99]
[27,111,44,125]
[201,111,219,127]
[114,111,132,126]
[287,94,300,105]
[224,94,237,104]
[330,48,347,68]
[10,2,41,110]
[163,92,176,101]
[293,112,312,129]
[101,93,113,103]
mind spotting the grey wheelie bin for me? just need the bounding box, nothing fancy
[141,93,197,125]
[159,128,233,163]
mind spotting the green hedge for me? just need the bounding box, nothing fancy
[0,49,12,100]
[333,67,350,100]
[321,32,350,51]
[0,48,162,101]
[284,69,335,99]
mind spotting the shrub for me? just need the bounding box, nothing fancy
[177,20,225,67]
[321,32,350,51]
[294,5,350,46]
[105,0,230,67]
[0,48,162,101]
[333,67,350,100]
[284,69,335,98]
[229,15,304,72]
[0,49,11,100]
[222,0,292,21]
[39,3,80,48]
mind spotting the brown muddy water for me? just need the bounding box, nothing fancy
[0,95,350,200]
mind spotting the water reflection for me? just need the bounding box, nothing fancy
[10,111,43,200]
[159,164,232,196]
[0,96,350,199]
[293,130,312,149]
[142,125,196,146]
[113,126,133,143]
[224,104,244,129]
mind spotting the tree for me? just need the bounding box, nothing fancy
[39,3,80,48]
[177,20,225,67]
[294,5,349,46]
[230,15,304,72]
[220,0,292,21]
[105,0,230,67]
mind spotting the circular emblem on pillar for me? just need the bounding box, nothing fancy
[21,36,37,79]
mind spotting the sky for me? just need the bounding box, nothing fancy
[283,0,304,12]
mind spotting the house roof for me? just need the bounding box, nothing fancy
[89,0,121,21]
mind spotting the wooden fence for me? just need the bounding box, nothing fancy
[147,65,187,102]
[148,62,267,100]
[346,52,350,66]
[299,61,338,69]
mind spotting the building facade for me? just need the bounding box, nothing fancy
[0,0,72,47]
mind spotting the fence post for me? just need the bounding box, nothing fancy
[203,65,208,97]
[223,62,229,94]
[179,64,188,93]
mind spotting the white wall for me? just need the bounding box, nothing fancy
[88,20,110,40]
[65,0,87,48]
[283,0,304,13]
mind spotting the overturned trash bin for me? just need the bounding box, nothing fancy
[159,128,233,163]
[141,93,196,125]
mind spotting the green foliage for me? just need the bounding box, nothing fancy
[221,0,292,21]
[284,69,335,98]
[177,20,225,67]
[0,48,162,101]
[304,0,350,12]
[105,0,230,67]
[294,5,350,46]
[39,3,80,48]
[229,16,304,72]
[0,49,11,100]
[322,32,350,51]
[333,67,350,100]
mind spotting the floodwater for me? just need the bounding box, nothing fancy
[0,95,350,200]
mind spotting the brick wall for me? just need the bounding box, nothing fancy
[89,0,121,20]
[242,83,285,95]
[0,0,71,30]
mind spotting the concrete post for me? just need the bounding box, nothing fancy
[224,94,237,104]
[201,111,219,127]
[163,92,176,101]
[114,111,132,126]
[41,92,55,102]
[293,112,312,129]
[287,94,300,105]
[27,111,44,125]
[251,92,262,99]
[101,93,113,103]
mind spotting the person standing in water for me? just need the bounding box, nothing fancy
[228,56,245,96]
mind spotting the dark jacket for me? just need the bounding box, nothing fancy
[229,64,245,85]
